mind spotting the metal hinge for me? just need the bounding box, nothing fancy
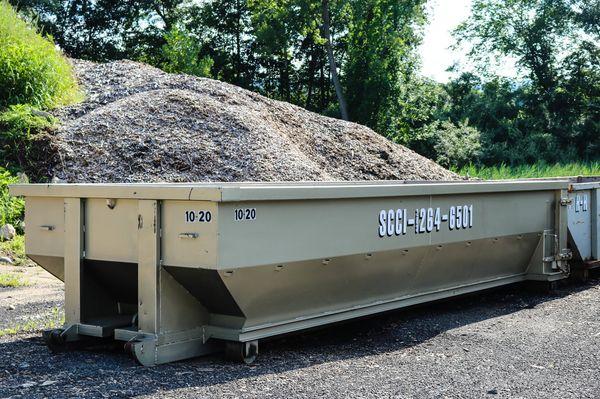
[543,244,572,262]
[557,248,572,261]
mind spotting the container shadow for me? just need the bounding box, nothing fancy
[1,275,598,398]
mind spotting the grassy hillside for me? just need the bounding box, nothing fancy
[0,1,80,229]
[0,0,80,109]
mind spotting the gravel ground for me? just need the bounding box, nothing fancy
[0,266,62,332]
[0,268,598,399]
[28,60,458,183]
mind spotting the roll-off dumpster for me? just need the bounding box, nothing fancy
[9,178,599,364]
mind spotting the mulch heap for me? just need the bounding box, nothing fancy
[38,60,459,183]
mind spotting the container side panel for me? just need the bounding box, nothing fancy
[159,269,212,335]
[24,197,65,258]
[164,266,244,317]
[567,189,593,260]
[86,198,138,263]
[162,201,218,268]
[217,234,539,327]
[217,191,555,269]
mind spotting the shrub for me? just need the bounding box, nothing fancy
[0,104,56,141]
[0,104,56,168]
[0,0,80,109]
[0,168,24,228]
[433,120,482,169]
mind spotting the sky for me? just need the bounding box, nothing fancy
[419,0,473,82]
[419,0,519,82]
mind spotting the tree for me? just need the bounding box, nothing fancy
[9,0,190,61]
[192,0,256,87]
[344,0,427,130]
[321,0,348,119]
[160,25,213,77]
[453,0,600,163]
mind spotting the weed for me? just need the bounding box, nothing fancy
[0,271,28,287]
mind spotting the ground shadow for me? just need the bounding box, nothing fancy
[0,275,598,398]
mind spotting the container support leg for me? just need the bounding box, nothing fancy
[138,200,161,335]
[592,188,599,261]
[64,198,84,325]
[125,200,220,366]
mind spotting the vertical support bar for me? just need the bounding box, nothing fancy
[138,200,160,334]
[64,198,83,324]
[556,189,569,253]
[592,188,599,260]
[551,189,569,272]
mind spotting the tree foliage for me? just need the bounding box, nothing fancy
[160,25,213,77]
[452,0,599,164]
[7,0,599,168]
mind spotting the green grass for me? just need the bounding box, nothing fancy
[0,234,26,265]
[455,162,600,180]
[0,271,28,287]
[0,1,81,109]
[0,307,63,337]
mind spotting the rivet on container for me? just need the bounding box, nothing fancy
[322,259,331,266]
[466,241,472,247]
[436,245,443,251]
[275,265,284,272]
[365,253,373,260]
[224,271,234,277]
[402,250,409,255]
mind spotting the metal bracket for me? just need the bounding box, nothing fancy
[542,230,571,273]
[560,197,573,206]
[178,232,199,239]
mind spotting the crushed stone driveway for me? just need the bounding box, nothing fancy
[0,273,599,399]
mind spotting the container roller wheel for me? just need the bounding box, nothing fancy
[123,340,145,364]
[571,268,589,283]
[124,341,136,356]
[225,341,258,364]
[43,329,66,353]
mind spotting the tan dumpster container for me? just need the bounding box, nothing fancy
[10,180,575,364]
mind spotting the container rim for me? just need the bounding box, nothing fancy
[9,178,577,202]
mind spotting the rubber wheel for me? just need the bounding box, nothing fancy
[225,341,258,364]
[547,281,559,293]
[124,341,138,358]
[43,329,66,353]
[573,269,589,284]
